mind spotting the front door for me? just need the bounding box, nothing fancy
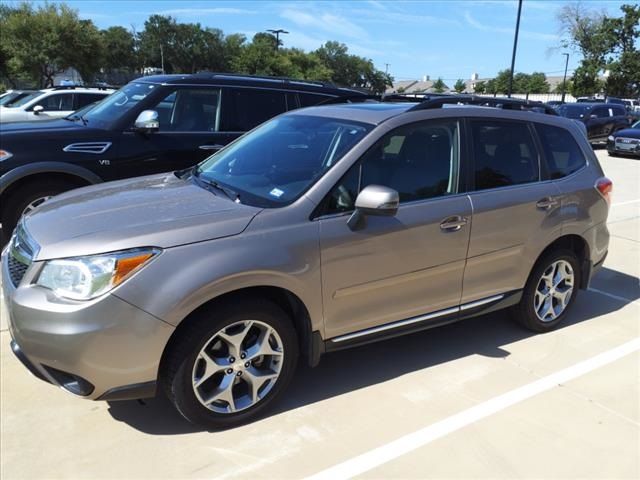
[117,87,238,178]
[318,119,472,339]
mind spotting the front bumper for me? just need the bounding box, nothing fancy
[607,138,640,156]
[2,250,175,400]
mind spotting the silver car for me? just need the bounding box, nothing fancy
[2,101,611,429]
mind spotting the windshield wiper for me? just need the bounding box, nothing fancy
[199,177,241,203]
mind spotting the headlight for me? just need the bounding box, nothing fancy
[0,149,13,161]
[608,135,615,142]
[36,248,160,300]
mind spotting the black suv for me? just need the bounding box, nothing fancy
[557,102,630,144]
[0,73,367,243]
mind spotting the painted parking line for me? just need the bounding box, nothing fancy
[612,199,640,207]
[306,337,640,480]
[588,287,640,306]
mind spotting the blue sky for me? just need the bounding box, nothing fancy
[12,0,633,82]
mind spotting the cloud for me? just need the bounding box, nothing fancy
[464,11,558,41]
[280,8,370,40]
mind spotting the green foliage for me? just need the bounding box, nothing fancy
[453,79,466,93]
[1,2,102,87]
[558,3,639,97]
[0,3,392,92]
[473,81,486,94]
[431,78,446,93]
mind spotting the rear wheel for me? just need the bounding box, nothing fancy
[163,299,299,429]
[511,249,580,332]
[1,178,81,245]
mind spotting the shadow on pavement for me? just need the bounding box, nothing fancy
[106,267,638,435]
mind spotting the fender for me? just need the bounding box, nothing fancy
[0,162,104,195]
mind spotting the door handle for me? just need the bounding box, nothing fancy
[536,197,559,210]
[440,215,468,232]
[199,144,224,151]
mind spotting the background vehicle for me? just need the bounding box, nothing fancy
[2,98,610,429]
[0,90,38,107]
[0,86,114,123]
[0,73,368,244]
[607,119,640,157]
[557,102,630,143]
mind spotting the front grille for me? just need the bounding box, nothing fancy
[616,137,639,145]
[7,254,28,286]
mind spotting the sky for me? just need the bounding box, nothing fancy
[10,0,633,82]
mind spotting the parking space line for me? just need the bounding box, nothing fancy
[588,288,640,306]
[306,337,640,480]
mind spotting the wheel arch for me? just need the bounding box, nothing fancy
[532,234,590,289]
[158,286,321,379]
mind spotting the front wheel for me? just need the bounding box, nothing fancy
[511,249,581,333]
[163,299,299,429]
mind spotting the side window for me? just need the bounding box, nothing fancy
[34,93,73,111]
[471,120,539,191]
[591,107,608,118]
[151,88,220,132]
[221,89,287,132]
[75,93,106,109]
[298,92,332,107]
[323,120,459,214]
[612,106,626,116]
[536,124,586,179]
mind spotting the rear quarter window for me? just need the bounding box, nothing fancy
[535,124,586,179]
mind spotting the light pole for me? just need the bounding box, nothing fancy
[266,29,289,51]
[561,53,570,104]
[507,0,523,97]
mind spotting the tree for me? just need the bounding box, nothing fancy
[101,26,137,71]
[474,80,486,94]
[527,72,550,93]
[453,79,466,93]
[1,2,103,87]
[431,77,447,93]
[603,4,640,97]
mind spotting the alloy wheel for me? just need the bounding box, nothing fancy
[191,320,284,414]
[534,260,574,322]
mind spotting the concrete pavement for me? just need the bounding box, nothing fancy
[1,149,638,479]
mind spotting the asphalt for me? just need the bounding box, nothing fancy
[1,148,638,479]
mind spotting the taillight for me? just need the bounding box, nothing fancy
[595,177,613,205]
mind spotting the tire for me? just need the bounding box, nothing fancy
[1,178,80,246]
[162,299,299,430]
[511,249,581,333]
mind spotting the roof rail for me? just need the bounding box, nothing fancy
[193,72,338,89]
[52,84,114,91]
[407,95,558,115]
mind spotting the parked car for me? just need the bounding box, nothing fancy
[2,99,610,429]
[0,90,39,107]
[0,74,369,244]
[556,102,630,143]
[606,120,640,157]
[0,86,114,124]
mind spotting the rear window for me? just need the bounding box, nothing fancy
[470,120,539,190]
[536,124,586,179]
[221,88,287,132]
[298,92,333,107]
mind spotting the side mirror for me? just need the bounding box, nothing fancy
[347,185,399,230]
[134,110,159,133]
[32,105,44,115]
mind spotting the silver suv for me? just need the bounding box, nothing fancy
[2,99,611,429]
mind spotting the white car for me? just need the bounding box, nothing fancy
[0,87,114,123]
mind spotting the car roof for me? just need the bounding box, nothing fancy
[288,100,569,126]
[136,73,368,96]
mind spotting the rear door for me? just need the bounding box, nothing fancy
[461,118,562,304]
[219,87,289,132]
[588,106,610,140]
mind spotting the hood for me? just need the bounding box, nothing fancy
[0,118,87,134]
[612,127,640,139]
[23,173,262,260]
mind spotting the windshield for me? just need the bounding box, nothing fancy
[83,82,157,126]
[2,91,42,108]
[558,104,591,119]
[196,115,373,207]
[0,91,31,106]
